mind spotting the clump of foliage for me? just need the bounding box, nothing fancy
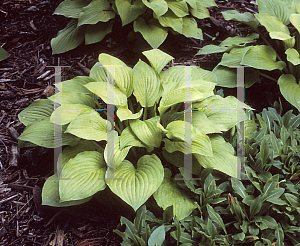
[18,49,250,220]
[51,0,217,54]
[116,104,300,245]
[196,0,300,112]
[0,46,9,61]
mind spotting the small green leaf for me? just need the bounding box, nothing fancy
[231,179,248,199]
[250,195,262,219]
[0,46,9,61]
[206,204,227,234]
[275,223,284,246]
[284,193,300,207]
[260,138,269,166]
[285,48,300,65]
[222,10,259,29]
[148,225,165,246]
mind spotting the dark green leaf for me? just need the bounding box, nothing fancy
[284,193,300,207]
[231,178,248,198]
[260,138,269,165]
[250,195,262,219]
[275,223,284,246]
[206,204,227,234]
[207,218,217,239]
[262,174,279,201]
[148,225,165,246]
[282,110,293,128]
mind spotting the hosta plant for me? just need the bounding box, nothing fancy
[196,0,300,112]
[18,49,250,220]
[51,0,217,54]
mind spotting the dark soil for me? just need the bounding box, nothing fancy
[0,0,282,245]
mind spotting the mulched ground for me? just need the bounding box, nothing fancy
[0,0,272,245]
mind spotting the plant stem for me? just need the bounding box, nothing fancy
[128,98,134,113]
[143,106,148,121]
[258,72,278,82]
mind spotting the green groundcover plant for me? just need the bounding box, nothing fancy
[51,0,217,54]
[18,49,250,220]
[196,0,300,112]
[115,104,300,245]
[0,46,9,61]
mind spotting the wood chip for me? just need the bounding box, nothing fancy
[9,145,19,167]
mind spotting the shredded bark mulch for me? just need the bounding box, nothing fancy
[0,0,278,245]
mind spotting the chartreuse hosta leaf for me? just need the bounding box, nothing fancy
[48,90,95,107]
[163,120,197,142]
[160,66,216,94]
[116,0,146,26]
[158,10,183,33]
[255,13,294,48]
[78,0,115,26]
[98,53,133,97]
[285,48,300,65]
[190,1,210,19]
[65,110,112,141]
[257,0,292,25]
[50,104,93,125]
[278,74,300,111]
[57,140,104,177]
[194,135,237,177]
[18,99,54,126]
[132,60,162,107]
[222,10,259,29]
[182,17,202,39]
[241,45,286,71]
[106,154,164,211]
[18,117,79,148]
[117,106,143,122]
[120,126,147,150]
[130,116,162,148]
[193,95,252,132]
[42,140,103,207]
[162,128,213,156]
[143,49,174,74]
[134,17,168,48]
[89,61,107,81]
[158,87,205,115]
[54,76,95,94]
[198,29,258,54]
[42,174,93,207]
[153,168,197,221]
[84,81,127,107]
[105,130,132,169]
[212,65,259,88]
[59,151,106,202]
[167,0,189,18]
[290,13,300,34]
[142,0,168,18]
